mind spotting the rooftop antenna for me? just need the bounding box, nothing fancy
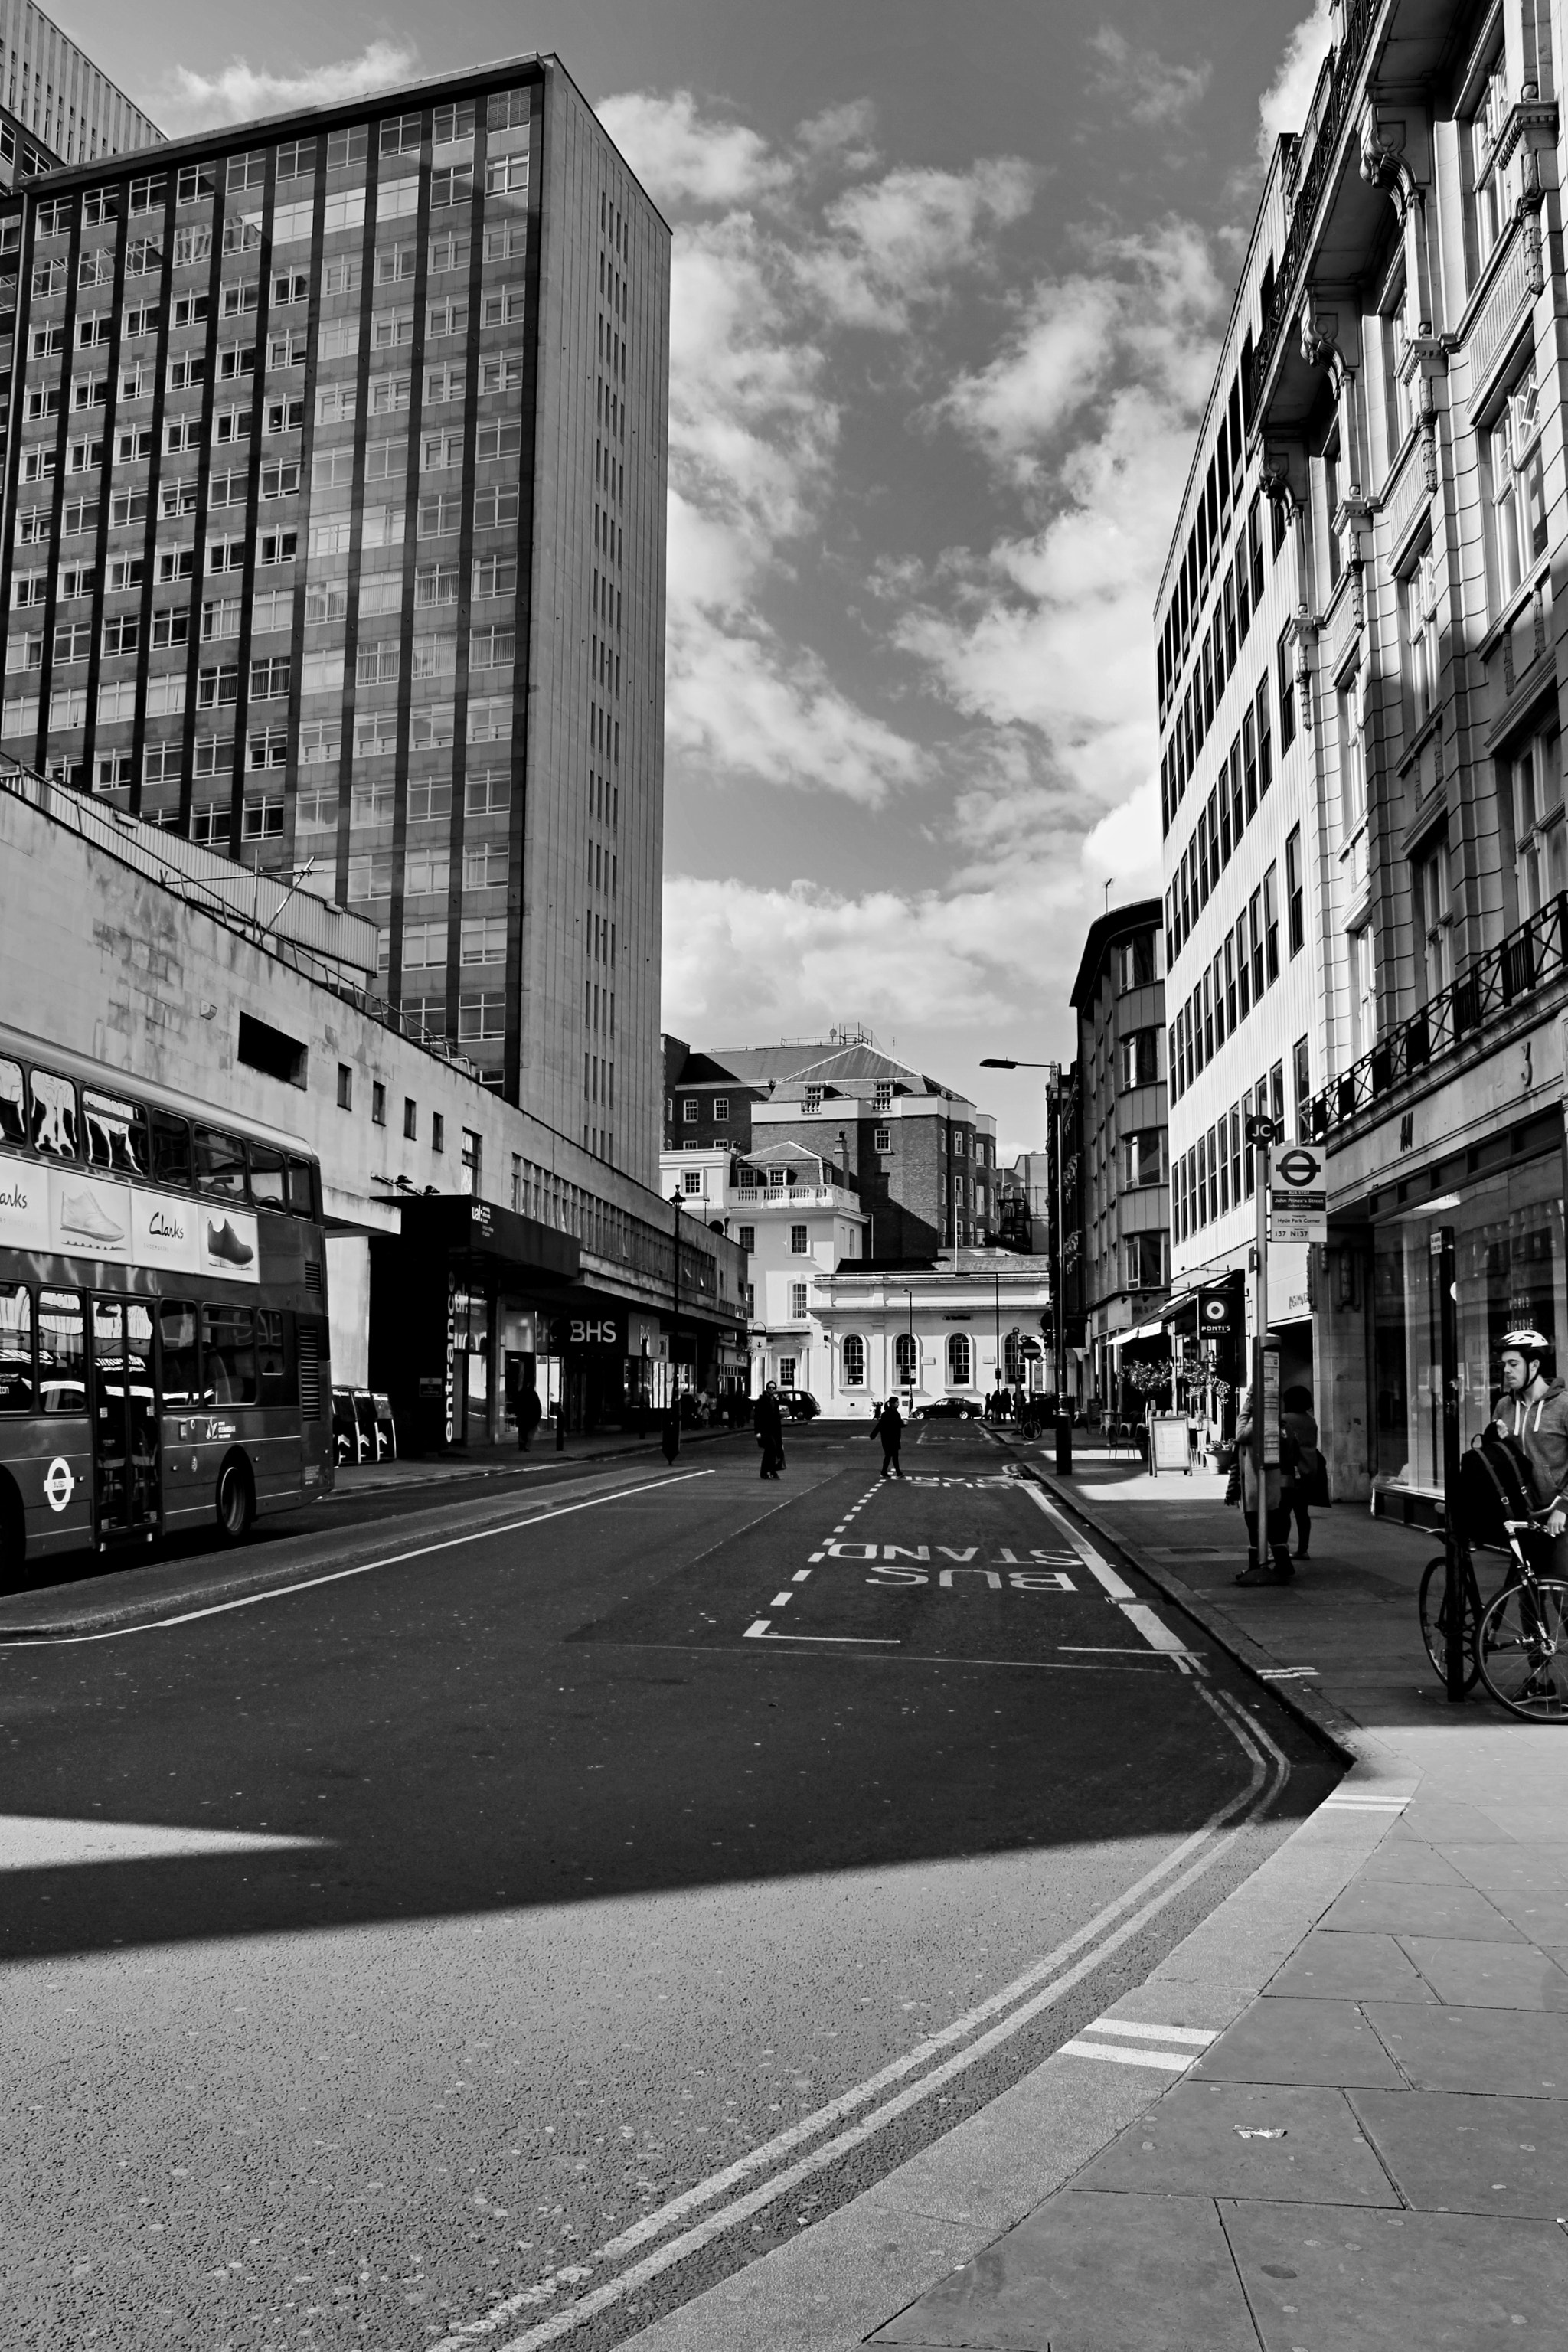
[1103,877,1113,916]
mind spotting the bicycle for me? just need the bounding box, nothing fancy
[1419,1500,1568,1722]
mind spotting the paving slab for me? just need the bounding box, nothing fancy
[1263,1928,1437,2002]
[1396,1936,1568,2009]
[869,2192,1259,2351]
[1221,2202,1568,2349]
[1442,1843,1568,1896]
[1348,2086,1568,2218]
[1350,1838,1470,1887]
[1362,2000,1568,2095]
[1190,1998,1404,2089]
[1316,1878,1521,1940]
[1072,2082,1399,2207]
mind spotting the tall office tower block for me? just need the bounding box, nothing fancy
[0,2,160,175]
[0,55,670,1184]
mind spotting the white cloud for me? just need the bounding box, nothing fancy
[597,89,789,209]
[1087,28,1211,127]
[595,92,1034,806]
[1257,1,1336,160]
[158,40,417,132]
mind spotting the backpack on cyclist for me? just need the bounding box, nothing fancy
[1455,1429,1537,1549]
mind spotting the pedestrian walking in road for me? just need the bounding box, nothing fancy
[1489,1328,1568,1572]
[517,1380,543,1452]
[754,1381,785,1480]
[1282,1383,1322,1560]
[660,1400,681,1465]
[877,1393,905,1478]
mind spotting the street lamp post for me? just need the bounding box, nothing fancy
[668,1187,683,1459]
[982,1056,1069,1410]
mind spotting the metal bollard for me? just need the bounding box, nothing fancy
[1055,1416,1073,1477]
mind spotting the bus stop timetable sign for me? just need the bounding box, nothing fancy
[1269,1143,1327,1245]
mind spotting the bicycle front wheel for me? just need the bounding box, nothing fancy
[1475,1578,1568,1721]
[1418,1554,1481,1690]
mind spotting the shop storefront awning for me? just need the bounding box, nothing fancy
[398,1193,581,1282]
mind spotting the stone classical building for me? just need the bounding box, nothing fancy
[0,53,665,1182]
[812,1250,1054,1419]
[1161,0,1568,1511]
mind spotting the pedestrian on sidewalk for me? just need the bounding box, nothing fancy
[1489,1327,1568,1570]
[660,1399,681,1465]
[1282,1383,1321,1560]
[1230,1383,1301,1584]
[517,1380,543,1452]
[877,1393,905,1478]
[754,1380,785,1480]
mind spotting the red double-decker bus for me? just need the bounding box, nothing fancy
[0,1024,335,1586]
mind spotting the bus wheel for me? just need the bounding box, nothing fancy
[215,1458,255,1545]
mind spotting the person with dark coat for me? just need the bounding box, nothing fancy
[517,1380,543,1452]
[1230,1384,1303,1584]
[1282,1384,1321,1560]
[877,1393,905,1478]
[754,1382,785,1480]
[660,1400,681,1465]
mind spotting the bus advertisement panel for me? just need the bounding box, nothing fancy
[0,1034,334,1586]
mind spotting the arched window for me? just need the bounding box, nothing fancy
[947,1331,972,1387]
[1004,1331,1024,1382]
[842,1333,866,1387]
[893,1331,917,1385]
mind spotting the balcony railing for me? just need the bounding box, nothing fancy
[1305,893,1568,1142]
[1252,0,1383,413]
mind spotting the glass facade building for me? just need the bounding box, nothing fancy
[0,55,668,1185]
[0,2,159,173]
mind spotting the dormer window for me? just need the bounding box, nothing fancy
[803,1086,822,1112]
[874,1083,892,1112]
[768,1166,787,1187]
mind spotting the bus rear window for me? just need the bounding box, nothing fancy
[151,1110,192,1190]
[202,1305,256,1404]
[193,1125,247,1197]
[248,1141,286,1208]
[158,1301,199,1406]
[0,1283,32,1411]
[84,1089,150,1177]
[29,1070,78,1159]
[287,1157,315,1217]
[38,1289,85,1413]
[0,1060,25,1148]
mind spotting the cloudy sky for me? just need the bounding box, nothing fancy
[76,0,1332,1155]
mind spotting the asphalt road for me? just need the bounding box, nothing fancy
[0,1423,1338,2351]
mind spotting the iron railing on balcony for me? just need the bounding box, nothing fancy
[1305,893,1568,1142]
[1251,0,1383,414]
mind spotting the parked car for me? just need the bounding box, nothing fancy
[914,1396,982,1421]
[776,1387,819,1422]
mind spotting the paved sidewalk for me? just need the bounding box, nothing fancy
[868,1454,1568,2350]
[329,1418,746,1495]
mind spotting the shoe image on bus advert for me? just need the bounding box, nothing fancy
[60,1188,125,1245]
[207,1218,254,1267]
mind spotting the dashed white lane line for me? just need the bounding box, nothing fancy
[770,1591,793,1608]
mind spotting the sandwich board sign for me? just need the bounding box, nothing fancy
[1269,1143,1327,1246]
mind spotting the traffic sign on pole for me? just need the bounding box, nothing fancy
[1269,1142,1327,1245]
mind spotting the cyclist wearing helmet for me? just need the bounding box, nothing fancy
[1491,1328,1568,1568]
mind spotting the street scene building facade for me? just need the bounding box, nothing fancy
[1158,0,1568,1508]
[0,53,665,1182]
[658,1139,868,1397]
[664,1033,998,1254]
[1065,900,1171,1416]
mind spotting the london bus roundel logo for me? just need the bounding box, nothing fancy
[1276,1148,1322,1189]
[43,1457,74,1513]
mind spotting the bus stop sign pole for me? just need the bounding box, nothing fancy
[1435,1224,1468,1703]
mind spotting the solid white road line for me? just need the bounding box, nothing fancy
[0,1469,718,1648]
[1018,1483,1138,1600]
[428,1705,1282,2352]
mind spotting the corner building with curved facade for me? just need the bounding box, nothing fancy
[0,53,667,1187]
